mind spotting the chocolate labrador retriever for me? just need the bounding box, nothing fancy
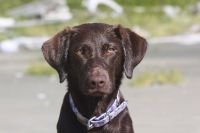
[42,23,147,133]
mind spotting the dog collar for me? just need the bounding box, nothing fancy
[69,91,128,130]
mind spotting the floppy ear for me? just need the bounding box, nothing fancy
[41,28,72,83]
[114,25,148,79]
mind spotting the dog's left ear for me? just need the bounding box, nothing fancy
[41,28,74,83]
[113,25,148,79]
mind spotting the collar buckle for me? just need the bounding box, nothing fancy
[87,120,94,130]
[87,116,96,130]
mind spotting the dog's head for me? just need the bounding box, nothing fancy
[42,23,147,97]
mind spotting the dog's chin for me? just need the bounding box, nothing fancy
[83,89,111,97]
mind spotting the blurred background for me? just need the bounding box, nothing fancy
[0,0,200,133]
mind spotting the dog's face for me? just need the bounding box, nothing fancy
[42,23,147,97]
[67,25,124,96]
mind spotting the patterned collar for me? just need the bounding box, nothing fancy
[69,91,128,130]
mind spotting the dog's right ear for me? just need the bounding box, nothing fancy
[41,28,74,83]
[112,25,147,79]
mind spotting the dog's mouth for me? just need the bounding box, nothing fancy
[83,88,111,97]
[90,91,105,97]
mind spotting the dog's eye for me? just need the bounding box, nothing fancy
[76,46,91,58]
[76,48,85,55]
[107,47,116,53]
[106,46,117,54]
[78,48,84,54]
[103,44,117,56]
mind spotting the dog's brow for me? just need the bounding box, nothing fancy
[103,28,113,35]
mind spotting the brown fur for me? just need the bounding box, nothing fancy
[42,23,147,133]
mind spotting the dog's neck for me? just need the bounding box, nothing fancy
[69,88,119,118]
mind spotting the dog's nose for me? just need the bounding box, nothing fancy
[90,77,106,88]
[88,67,108,89]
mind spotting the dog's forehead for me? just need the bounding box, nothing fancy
[74,23,110,31]
[71,23,118,47]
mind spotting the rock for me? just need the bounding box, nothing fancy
[188,24,200,33]
[0,39,19,53]
[8,0,72,21]
[133,6,145,13]
[42,0,72,21]
[191,1,200,15]
[0,36,49,53]
[149,33,200,45]
[163,5,180,18]
[0,17,15,28]
[83,0,123,15]
[37,93,47,100]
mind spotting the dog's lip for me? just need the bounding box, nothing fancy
[84,89,108,97]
